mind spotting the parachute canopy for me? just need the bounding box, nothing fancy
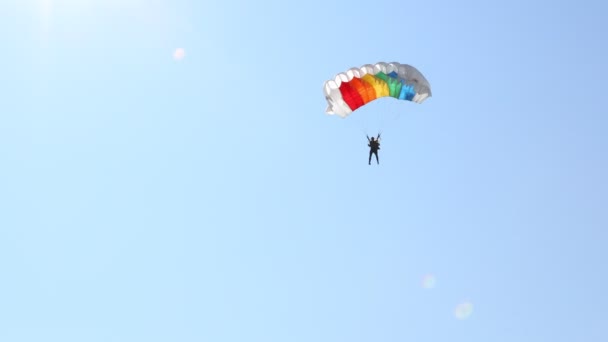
[323,62,432,117]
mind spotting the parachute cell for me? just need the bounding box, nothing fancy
[323,62,432,117]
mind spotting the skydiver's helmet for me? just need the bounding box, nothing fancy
[371,137,375,141]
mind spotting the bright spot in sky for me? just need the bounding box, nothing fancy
[173,48,186,61]
[421,274,436,289]
[454,301,474,320]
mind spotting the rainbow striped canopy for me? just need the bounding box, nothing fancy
[323,62,432,117]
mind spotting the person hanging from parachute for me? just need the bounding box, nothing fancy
[367,133,381,165]
[323,62,432,164]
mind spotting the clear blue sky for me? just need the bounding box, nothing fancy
[1,0,607,341]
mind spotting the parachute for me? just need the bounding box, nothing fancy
[323,62,432,118]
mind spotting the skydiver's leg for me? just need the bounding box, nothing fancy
[375,151,379,164]
[369,150,372,165]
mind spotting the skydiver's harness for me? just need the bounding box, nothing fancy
[367,134,381,151]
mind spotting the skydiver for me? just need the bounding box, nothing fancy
[367,133,381,165]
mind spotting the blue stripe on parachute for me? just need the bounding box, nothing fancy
[398,83,416,101]
[389,72,417,101]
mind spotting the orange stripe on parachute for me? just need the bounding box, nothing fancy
[357,77,377,103]
[348,78,372,104]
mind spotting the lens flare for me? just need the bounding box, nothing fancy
[421,274,436,289]
[173,48,186,61]
[454,301,473,320]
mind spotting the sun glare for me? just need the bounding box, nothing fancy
[173,48,186,61]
